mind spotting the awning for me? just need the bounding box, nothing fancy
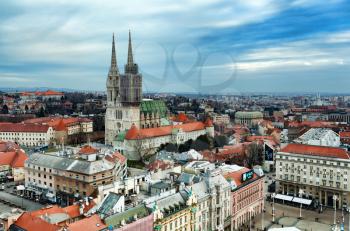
[46,192,55,198]
[292,197,312,205]
[274,194,293,201]
[16,185,25,191]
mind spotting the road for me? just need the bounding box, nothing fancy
[247,172,342,231]
[0,191,44,211]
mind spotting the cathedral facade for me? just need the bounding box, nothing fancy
[105,32,163,145]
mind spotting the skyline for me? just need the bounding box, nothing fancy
[1,0,350,94]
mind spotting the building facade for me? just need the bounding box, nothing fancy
[293,128,340,147]
[223,166,265,230]
[24,146,126,204]
[0,123,55,147]
[116,120,214,160]
[151,189,197,231]
[234,111,263,127]
[105,33,142,145]
[191,170,232,231]
[276,143,350,209]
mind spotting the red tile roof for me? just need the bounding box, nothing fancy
[66,214,106,231]
[105,151,127,164]
[204,118,213,127]
[34,90,64,96]
[175,113,189,122]
[78,145,99,155]
[0,141,19,152]
[13,202,96,231]
[125,122,206,140]
[288,121,336,128]
[224,167,258,187]
[0,150,28,168]
[340,132,350,138]
[147,159,173,171]
[246,136,274,142]
[13,212,60,231]
[55,119,67,131]
[0,123,50,133]
[280,143,350,159]
[23,117,92,131]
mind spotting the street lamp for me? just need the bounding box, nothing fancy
[272,193,276,223]
[261,206,265,231]
[299,189,304,219]
[333,195,338,227]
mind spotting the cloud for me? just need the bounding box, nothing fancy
[0,0,349,92]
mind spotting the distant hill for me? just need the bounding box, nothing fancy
[0,87,86,93]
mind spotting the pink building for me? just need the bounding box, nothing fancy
[224,167,265,229]
[115,214,153,231]
[103,204,153,231]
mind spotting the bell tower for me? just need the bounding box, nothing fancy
[105,32,142,145]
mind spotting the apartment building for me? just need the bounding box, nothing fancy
[222,165,265,230]
[276,143,350,209]
[150,189,197,231]
[0,123,55,147]
[24,146,127,204]
[23,117,93,145]
[190,170,231,231]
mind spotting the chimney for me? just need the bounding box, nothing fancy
[79,204,84,215]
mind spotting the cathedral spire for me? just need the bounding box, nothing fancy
[125,30,138,74]
[127,30,134,66]
[110,33,118,73]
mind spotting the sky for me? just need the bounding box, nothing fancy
[1,0,350,94]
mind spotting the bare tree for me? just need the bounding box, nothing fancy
[245,142,264,168]
[133,135,154,162]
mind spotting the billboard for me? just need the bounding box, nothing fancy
[241,170,254,182]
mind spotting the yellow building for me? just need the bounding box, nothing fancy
[152,190,197,231]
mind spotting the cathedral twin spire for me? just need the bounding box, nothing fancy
[110,33,118,74]
[110,31,136,75]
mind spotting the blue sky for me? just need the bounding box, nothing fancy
[0,0,350,94]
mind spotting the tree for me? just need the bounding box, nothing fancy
[133,135,154,162]
[178,139,193,153]
[36,107,46,117]
[214,135,228,148]
[192,134,214,150]
[245,142,264,168]
[1,105,9,114]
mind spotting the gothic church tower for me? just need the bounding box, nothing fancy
[105,32,142,145]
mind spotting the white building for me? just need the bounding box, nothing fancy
[0,123,54,147]
[293,128,340,147]
[116,120,214,160]
[276,143,350,209]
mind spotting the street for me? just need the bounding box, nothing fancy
[0,191,44,211]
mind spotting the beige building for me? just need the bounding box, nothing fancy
[24,146,127,204]
[276,143,350,209]
[149,189,197,231]
[0,123,54,147]
[213,113,231,125]
[234,111,263,127]
[190,170,232,231]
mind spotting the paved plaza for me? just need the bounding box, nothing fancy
[251,201,346,231]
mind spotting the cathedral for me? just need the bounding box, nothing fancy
[105,32,214,160]
[105,32,166,145]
